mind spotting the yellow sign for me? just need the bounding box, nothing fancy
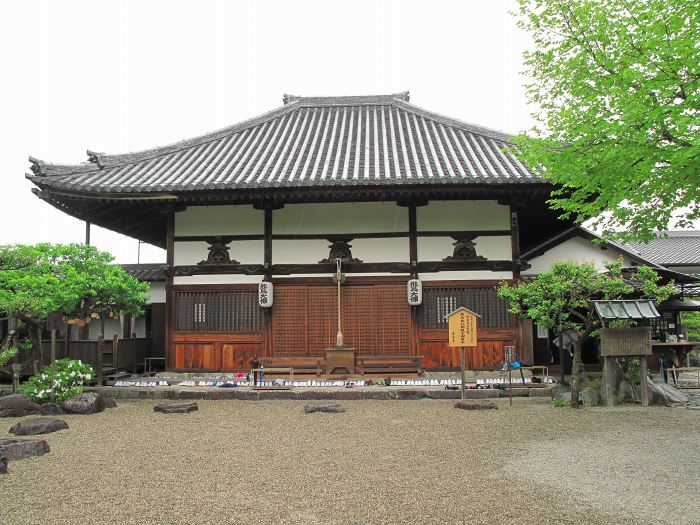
[447,307,479,347]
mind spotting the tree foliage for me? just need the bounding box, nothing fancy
[513,0,699,241]
[0,243,149,363]
[498,259,674,406]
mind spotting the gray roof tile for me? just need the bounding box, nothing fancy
[27,93,542,194]
[625,231,700,266]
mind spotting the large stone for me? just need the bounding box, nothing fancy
[0,453,6,474]
[581,387,600,407]
[304,403,346,413]
[153,401,198,413]
[9,417,69,436]
[0,438,50,461]
[454,401,498,410]
[646,379,690,406]
[656,383,690,404]
[0,394,40,418]
[646,379,671,406]
[38,403,63,416]
[62,392,105,414]
[103,397,118,409]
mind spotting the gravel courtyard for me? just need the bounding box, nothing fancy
[1,398,698,525]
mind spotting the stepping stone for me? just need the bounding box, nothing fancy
[454,401,498,411]
[153,402,198,414]
[9,417,69,436]
[304,403,346,414]
[0,438,50,461]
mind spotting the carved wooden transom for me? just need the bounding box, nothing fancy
[198,239,240,265]
[443,236,486,262]
[319,238,363,264]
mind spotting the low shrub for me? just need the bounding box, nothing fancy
[22,359,94,403]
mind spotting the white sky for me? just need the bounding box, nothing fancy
[1,0,537,263]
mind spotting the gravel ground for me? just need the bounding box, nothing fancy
[1,399,698,525]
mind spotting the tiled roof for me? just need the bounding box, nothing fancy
[625,231,700,266]
[27,93,541,194]
[120,263,168,282]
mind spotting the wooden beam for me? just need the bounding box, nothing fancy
[173,229,512,243]
[172,259,514,277]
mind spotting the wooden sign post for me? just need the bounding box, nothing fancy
[446,307,480,400]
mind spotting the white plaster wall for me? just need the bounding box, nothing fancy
[418,236,510,261]
[273,202,407,234]
[174,240,263,265]
[420,271,514,281]
[149,282,166,304]
[272,240,329,264]
[524,237,633,275]
[88,318,122,339]
[173,274,262,285]
[417,200,509,231]
[175,205,263,236]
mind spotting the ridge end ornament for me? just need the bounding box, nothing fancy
[443,235,486,262]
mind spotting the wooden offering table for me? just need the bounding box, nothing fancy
[325,347,355,374]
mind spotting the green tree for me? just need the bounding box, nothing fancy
[513,0,699,241]
[498,260,674,407]
[681,311,700,342]
[0,243,148,367]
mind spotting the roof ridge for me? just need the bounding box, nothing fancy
[283,92,410,105]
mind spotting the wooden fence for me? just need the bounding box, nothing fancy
[12,337,152,377]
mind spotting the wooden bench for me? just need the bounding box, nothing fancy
[356,355,423,376]
[260,357,323,377]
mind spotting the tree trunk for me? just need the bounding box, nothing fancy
[570,339,584,409]
[29,322,43,375]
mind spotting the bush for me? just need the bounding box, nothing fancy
[22,359,94,403]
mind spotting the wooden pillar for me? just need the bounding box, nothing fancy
[510,208,520,280]
[112,333,119,371]
[408,205,419,357]
[640,355,649,407]
[263,208,273,358]
[165,205,175,371]
[96,335,104,386]
[604,356,615,407]
[85,221,91,245]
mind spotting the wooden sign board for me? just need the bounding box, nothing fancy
[446,307,479,347]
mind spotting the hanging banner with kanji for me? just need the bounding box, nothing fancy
[406,279,422,305]
[446,307,479,347]
[258,282,273,307]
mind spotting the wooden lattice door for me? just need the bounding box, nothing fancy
[272,283,411,357]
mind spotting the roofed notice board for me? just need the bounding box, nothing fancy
[447,307,479,347]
